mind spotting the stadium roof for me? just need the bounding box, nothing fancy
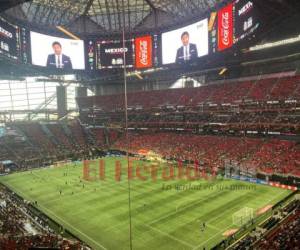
[2,0,300,36]
[3,0,227,34]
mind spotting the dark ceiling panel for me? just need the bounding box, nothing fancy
[0,0,31,12]
[2,0,226,33]
[2,0,300,36]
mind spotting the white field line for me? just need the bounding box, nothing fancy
[192,188,289,250]
[142,222,195,249]
[9,167,290,250]
[4,183,108,250]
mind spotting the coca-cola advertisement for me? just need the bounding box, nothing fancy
[217,3,233,51]
[96,39,134,69]
[135,35,152,69]
[233,0,259,43]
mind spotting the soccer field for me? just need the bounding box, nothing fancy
[0,157,292,250]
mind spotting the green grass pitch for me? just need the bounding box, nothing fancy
[0,157,292,250]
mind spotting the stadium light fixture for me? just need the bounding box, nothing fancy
[56,26,81,40]
[135,72,143,80]
[219,68,227,75]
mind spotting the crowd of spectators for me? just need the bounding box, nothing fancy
[258,204,300,249]
[77,74,300,133]
[77,75,300,112]
[0,120,97,171]
[113,132,300,176]
[0,186,89,249]
[0,73,299,249]
[1,120,299,177]
[77,76,300,111]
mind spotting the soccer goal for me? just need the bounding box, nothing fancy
[232,207,254,226]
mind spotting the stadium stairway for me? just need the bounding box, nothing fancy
[40,123,58,146]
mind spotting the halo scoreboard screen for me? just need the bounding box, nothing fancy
[233,0,259,43]
[0,17,21,60]
[96,39,135,69]
[30,31,85,70]
[161,19,209,65]
[0,0,260,71]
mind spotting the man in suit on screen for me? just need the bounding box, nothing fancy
[46,41,72,70]
[175,31,198,64]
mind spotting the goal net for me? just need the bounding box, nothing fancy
[232,207,254,226]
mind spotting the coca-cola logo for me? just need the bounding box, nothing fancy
[135,36,152,68]
[218,3,233,51]
[139,40,148,66]
[221,12,230,45]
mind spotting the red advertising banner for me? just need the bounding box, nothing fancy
[135,35,152,68]
[218,3,233,51]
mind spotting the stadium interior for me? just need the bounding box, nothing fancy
[0,0,299,249]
